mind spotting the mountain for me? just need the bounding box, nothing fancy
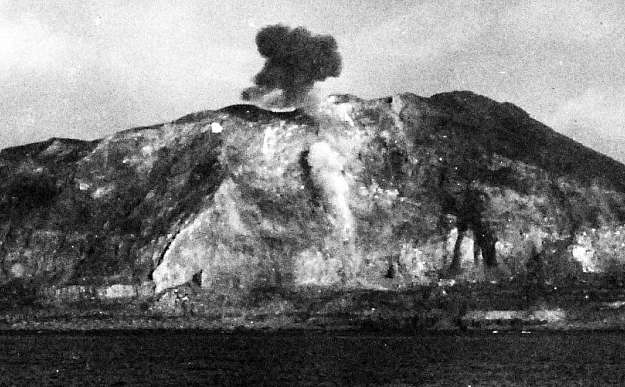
[2,91,625,329]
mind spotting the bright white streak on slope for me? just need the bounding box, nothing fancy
[307,141,353,241]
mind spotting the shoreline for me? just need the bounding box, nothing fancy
[4,278,625,333]
[2,325,625,334]
[2,310,625,333]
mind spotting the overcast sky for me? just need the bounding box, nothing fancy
[1,1,624,161]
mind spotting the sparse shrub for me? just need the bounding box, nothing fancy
[1,173,59,217]
[542,241,584,283]
[602,258,625,288]
[0,279,39,308]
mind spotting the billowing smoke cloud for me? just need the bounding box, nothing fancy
[242,24,342,108]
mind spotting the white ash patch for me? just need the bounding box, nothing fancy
[210,122,223,133]
[293,248,342,285]
[495,240,514,257]
[602,301,625,309]
[390,94,406,115]
[358,182,400,207]
[571,233,597,272]
[77,181,91,191]
[398,243,432,285]
[308,141,353,240]
[96,284,137,299]
[334,103,354,126]
[10,263,26,278]
[153,261,197,294]
[91,184,115,199]
[531,308,566,322]
[262,124,281,161]
[319,96,355,126]
[464,309,565,323]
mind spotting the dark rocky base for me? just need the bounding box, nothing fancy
[2,278,625,332]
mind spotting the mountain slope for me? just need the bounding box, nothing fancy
[1,91,625,310]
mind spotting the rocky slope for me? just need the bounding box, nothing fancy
[2,91,625,326]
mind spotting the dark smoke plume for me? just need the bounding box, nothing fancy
[242,24,342,108]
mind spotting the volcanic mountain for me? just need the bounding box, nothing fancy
[2,91,625,321]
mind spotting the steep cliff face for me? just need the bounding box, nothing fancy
[2,91,625,304]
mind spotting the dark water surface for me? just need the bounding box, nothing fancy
[1,330,625,386]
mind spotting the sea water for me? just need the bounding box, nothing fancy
[1,330,624,385]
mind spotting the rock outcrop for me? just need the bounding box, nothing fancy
[3,91,625,305]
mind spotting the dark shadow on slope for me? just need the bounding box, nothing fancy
[429,91,625,192]
[68,132,226,284]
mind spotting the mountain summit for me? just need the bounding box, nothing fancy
[2,91,625,324]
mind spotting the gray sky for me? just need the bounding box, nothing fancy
[1,1,624,161]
